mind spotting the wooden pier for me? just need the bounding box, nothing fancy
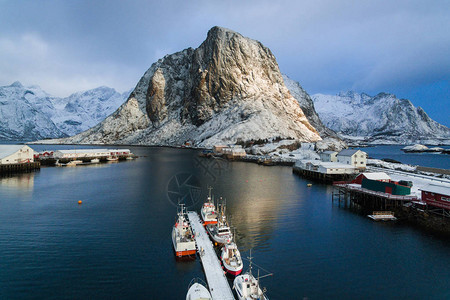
[293,166,355,183]
[332,182,417,211]
[186,211,234,300]
[0,162,40,175]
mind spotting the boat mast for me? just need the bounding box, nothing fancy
[208,186,213,201]
[248,249,253,276]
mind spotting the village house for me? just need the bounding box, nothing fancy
[296,160,358,174]
[319,151,338,162]
[352,172,411,196]
[420,184,450,211]
[213,145,228,154]
[337,149,367,170]
[221,145,246,159]
[53,149,131,160]
[0,145,34,164]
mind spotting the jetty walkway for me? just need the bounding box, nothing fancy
[186,211,234,300]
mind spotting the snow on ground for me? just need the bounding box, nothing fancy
[367,158,416,172]
[249,139,320,160]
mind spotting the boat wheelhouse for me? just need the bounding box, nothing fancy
[172,204,196,257]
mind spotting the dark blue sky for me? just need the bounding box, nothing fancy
[0,0,448,126]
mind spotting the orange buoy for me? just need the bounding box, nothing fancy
[78,200,82,205]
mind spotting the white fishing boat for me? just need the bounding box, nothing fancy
[90,158,100,164]
[221,242,243,276]
[106,156,119,161]
[206,199,232,245]
[186,278,212,300]
[172,204,197,257]
[201,187,218,225]
[66,160,83,166]
[233,251,271,300]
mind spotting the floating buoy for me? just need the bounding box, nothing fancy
[78,200,82,205]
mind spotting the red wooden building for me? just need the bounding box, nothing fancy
[420,184,450,210]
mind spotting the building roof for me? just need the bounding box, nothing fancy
[361,172,391,180]
[55,149,109,154]
[320,162,356,169]
[322,151,338,155]
[337,149,361,157]
[420,184,450,196]
[0,145,28,159]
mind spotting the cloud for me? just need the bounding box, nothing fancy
[0,0,448,124]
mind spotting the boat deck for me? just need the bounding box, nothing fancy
[187,211,235,300]
[368,211,397,221]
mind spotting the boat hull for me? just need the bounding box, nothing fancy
[175,249,197,257]
[201,209,218,225]
[233,274,267,300]
[203,220,218,226]
[172,226,196,257]
[206,225,231,245]
[223,265,243,276]
[186,282,212,300]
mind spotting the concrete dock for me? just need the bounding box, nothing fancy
[187,211,234,300]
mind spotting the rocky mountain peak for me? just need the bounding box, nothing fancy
[10,81,23,88]
[57,26,321,147]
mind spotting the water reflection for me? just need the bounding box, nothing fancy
[195,162,303,252]
[0,173,35,198]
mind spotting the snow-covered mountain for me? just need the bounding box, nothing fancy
[312,91,450,145]
[54,26,321,147]
[282,75,346,150]
[0,82,65,140]
[0,82,130,140]
[46,87,131,136]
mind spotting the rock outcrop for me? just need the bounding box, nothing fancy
[57,26,321,147]
[282,75,346,150]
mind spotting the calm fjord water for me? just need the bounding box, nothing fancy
[1,146,449,299]
[363,145,450,169]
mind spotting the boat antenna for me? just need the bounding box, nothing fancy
[248,249,253,276]
[223,198,226,216]
[208,186,213,199]
[257,269,261,296]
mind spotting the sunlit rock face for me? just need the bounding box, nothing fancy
[58,26,321,146]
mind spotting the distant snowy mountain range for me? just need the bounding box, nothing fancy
[2,80,448,146]
[0,81,130,140]
[312,91,450,145]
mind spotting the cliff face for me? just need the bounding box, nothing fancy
[58,27,321,146]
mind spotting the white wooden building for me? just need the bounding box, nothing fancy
[337,149,367,169]
[222,145,246,158]
[320,151,338,162]
[54,149,110,159]
[53,149,131,159]
[0,145,35,164]
[317,162,358,174]
[296,160,358,174]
